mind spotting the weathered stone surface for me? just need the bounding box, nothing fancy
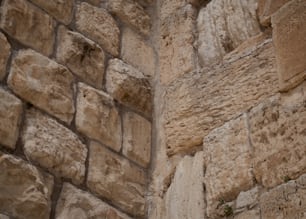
[0,214,10,219]
[164,36,278,155]
[30,0,73,24]
[56,26,105,89]
[258,0,292,25]
[121,28,155,77]
[197,0,261,67]
[0,0,54,56]
[87,142,146,218]
[123,111,151,168]
[76,2,120,56]
[249,81,306,188]
[106,59,152,117]
[0,88,22,149]
[203,114,254,218]
[234,209,260,219]
[0,153,53,219]
[160,0,200,20]
[56,183,132,219]
[85,0,100,6]
[8,49,75,124]
[0,33,10,80]
[76,83,121,151]
[236,187,258,209]
[22,109,87,184]
[272,0,306,91]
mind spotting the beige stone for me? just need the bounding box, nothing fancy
[0,88,22,149]
[0,214,10,219]
[0,33,10,80]
[234,209,260,219]
[272,0,306,91]
[76,2,120,56]
[236,187,258,209]
[87,142,146,218]
[56,26,105,89]
[160,0,200,20]
[0,153,53,219]
[0,0,54,56]
[22,109,87,184]
[85,0,100,6]
[76,83,121,152]
[8,49,75,124]
[56,183,132,219]
[106,59,152,117]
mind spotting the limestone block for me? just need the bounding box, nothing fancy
[121,28,155,77]
[0,33,10,80]
[76,83,121,151]
[76,2,120,56]
[56,26,105,89]
[249,81,306,188]
[7,49,75,124]
[0,153,53,219]
[87,142,146,218]
[0,88,22,149]
[56,183,132,219]
[22,109,87,184]
[123,111,151,168]
[0,0,54,56]
[236,187,258,209]
[272,0,306,91]
[160,0,200,20]
[106,59,152,117]
[30,0,73,24]
[234,209,260,219]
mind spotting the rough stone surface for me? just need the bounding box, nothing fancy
[234,209,260,219]
[87,142,146,218]
[0,88,22,149]
[106,59,152,117]
[0,153,53,219]
[0,0,55,56]
[22,109,87,184]
[56,26,105,89]
[76,2,120,56]
[236,187,258,209]
[56,183,132,219]
[0,214,10,219]
[76,83,121,152]
[8,49,75,124]
[123,111,151,168]
[272,0,306,91]
[0,33,10,80]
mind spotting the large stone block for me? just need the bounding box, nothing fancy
[272,0,306,91]
[22,109,87,184]
[0,153,53,219]
[0,0,55,56]
[56,26,105,89]
[8,49,75,124]
[87,142,146,218]
[76,83,121,152]
[76,2,120,56]
[0,88,22,149]
[0,33,10,80]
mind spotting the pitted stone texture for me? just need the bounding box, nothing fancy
[121,28,155,77]
[8,49,75,124]
[76,2,120,56]
[106,59,152,117]
[106,0,151,36]
[123,111,151,168]
[56,183,132,219]
[197,0,261,67]
[76,83,121,151]
[203,114,254,218]
[0,153,53,219]
[272,0,306,91]
[87,142,146,218]
[30,0,73,24]
[160,0,200,20]
[56,26,105,89]
[164,36,278,156]
[0,0,54,56]
[0,33,10,80]
[0,88,22,149]
[249,81,306,188]
[22,109,87,185]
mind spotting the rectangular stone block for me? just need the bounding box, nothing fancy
[0,33,10,80]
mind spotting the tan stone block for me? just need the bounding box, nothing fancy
[0,33,10,80]
[0,153,53,219]
[234,209,260,219]
[160,0,199,20]
[87,142,146,218]
[22,109,87,184]
[56,26,105,89]
[7,49,75,124]
[0,88,22,149]
[0,0,55,56]
[236,187,259,209]
[272,0,306,91]
[76,2,120,56]
[76,82,121,151]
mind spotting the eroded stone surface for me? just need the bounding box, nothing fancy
[236,187,258,209]
[0,33,10,80]
[234,209,260,219]
[258,0,292,25]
